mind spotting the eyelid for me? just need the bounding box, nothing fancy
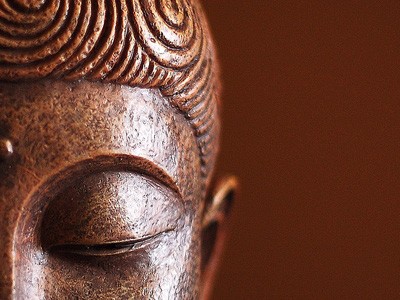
[49,230,173,257]
[40,171,183,251]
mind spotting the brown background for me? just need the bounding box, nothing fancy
[203,1,400,299]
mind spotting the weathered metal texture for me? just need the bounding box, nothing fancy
[0,1,236,299]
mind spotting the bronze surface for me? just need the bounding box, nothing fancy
[0,1,235,299]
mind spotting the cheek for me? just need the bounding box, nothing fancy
[14,215,202,299]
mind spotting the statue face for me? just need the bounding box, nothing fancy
[0,80,235,299]
[0,1,236,298]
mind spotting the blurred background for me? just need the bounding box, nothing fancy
[203,1,400,299]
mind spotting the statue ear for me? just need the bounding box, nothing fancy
[201,176,238,299]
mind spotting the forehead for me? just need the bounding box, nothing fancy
[0,80,201,201]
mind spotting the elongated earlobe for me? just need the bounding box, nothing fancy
[201,176,238,299]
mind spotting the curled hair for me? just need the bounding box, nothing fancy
[0,0,220,184]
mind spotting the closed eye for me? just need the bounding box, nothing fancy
[49,230,172,257]
[40,171,183,258]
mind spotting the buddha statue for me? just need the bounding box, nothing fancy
[0,0,236,299]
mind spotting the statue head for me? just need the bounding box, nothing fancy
[0,0,236,299]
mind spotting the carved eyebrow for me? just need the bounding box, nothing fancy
[90,154,181,197]
[35,154,181,201]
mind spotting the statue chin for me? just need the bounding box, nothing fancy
[0,1,236,299]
